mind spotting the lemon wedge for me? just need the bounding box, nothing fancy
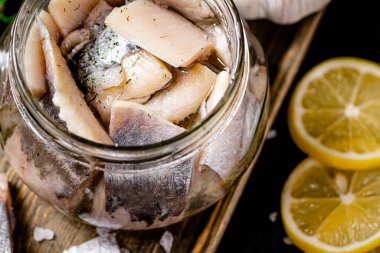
[282,158,380,253]
[289,57,380,170]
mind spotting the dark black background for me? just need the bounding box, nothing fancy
[217,0,380,252]
[2,0,380,252]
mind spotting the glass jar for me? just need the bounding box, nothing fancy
[0,0,269,230]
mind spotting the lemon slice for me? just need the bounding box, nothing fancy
[289,57,380,170]
[282,158,380,253]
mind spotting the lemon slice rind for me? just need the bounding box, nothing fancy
[289,57,380,170]
[282,158,380,253]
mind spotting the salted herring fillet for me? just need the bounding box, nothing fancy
[146,63,217,123]
[86,49,171,126]
[186,164,225,212]
[48,0,99,37]
[154,0,214,22]
[60,0,113,58]
[24,25,47,99]
[60,28,91,58]
[39,10,61,42]
[83,0,113,34]
[121,50,173,100]
[105,0,213,67]
[206,71,229,113]
[88,65,126,90]
[79,101,191,228]
[80,159,191,230]
[0,174,13,253]
[37,19,112,145]
[4,124,102,217]
[109,101,185,146]
[24,11,61,98]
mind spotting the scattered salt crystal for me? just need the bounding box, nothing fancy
[63,234,121,253]
[33,227,55,242]
[268,212,278,223]
[96,227,111,236]
[266,129,277,140]
[160,230,174,253]
[283,237,293,245]
[84,188,94,200]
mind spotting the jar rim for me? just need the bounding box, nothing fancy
[10,0,249,163]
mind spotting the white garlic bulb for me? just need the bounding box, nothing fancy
[234,0,331,24]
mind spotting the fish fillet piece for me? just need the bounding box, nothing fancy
[4,124,102,216]
[154,0,214,22]
[60,28,91,58]
[88,65,126,90]
[39,10,61,42]
[37,19,112,145]
[105,0,213,67]
[24,25,47,99]
[83,0,113,34]
[0,174,13,253]
[48,0,99,37]
[87,89,150,127]
[186,164,225,212]
[24,11,61,99]
[109,101,185,146]
[200,95,257,180]
[146,63,217,123]
[81,157,192,229]
[122,50,173,99]
[84,49,171,126]
[206,71,229,113]
[63,234,121,253]
[60,0,113,58]
[74,27,132,81]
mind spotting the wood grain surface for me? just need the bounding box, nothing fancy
[0,13,323,253]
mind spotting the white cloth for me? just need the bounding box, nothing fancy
[234,0,331,24]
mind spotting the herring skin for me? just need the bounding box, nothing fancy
[109,101,185,146]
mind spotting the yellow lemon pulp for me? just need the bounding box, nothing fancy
[289,57,380,170]
[282,158,380,253]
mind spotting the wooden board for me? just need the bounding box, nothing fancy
[0,12,323,253]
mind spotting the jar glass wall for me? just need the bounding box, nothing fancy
[0,0,269,230]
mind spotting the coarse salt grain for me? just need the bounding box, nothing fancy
[266,129,277,140]
[160,230,174,253]
[84,188,94,200]
[283,237,293,245]
[268,212,278,223]
[63,234,121,253]
[33,227,55,242]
